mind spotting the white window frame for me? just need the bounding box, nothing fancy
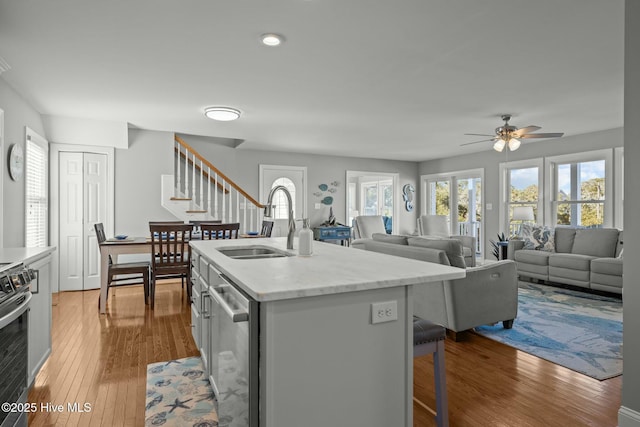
[614,147,624,229]
[545,149,613,228]
[420,168,484,255]
[24,127,49,247]
[499,158,544,234]
[345,170,399,235]
[359,178,393,217]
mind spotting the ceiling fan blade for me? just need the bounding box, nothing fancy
[513,125,541,136]
[460,138,496,146]
[519,132,565,139]
[464,133,495,137]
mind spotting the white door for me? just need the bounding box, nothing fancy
[84,153,107,289]
[59,152,107,291]
[260,166,306,238]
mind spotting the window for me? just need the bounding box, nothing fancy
[25,128,49,247]
[270,177,295,220]
[499,159,543,236]
[546,150,612,228]
[422,169,483,255]
[360,179,392,216]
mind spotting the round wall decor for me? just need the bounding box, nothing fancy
[8,143,24,181]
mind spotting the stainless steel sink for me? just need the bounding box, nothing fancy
[218,246,293,260]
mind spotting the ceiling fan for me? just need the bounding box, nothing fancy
[461,114,564,152]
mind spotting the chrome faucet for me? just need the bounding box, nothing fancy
[264,185,296,249]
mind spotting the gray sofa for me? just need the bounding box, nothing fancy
[353,233,518,338]
[507,227,623,294]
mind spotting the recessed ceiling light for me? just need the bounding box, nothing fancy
[261,33,284,47]
[204,107,241,121]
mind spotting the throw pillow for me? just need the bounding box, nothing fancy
[407,237,466,268]
[521,224,555,252]
[372,233,408,245]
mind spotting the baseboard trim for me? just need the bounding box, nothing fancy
[619,406,640,427]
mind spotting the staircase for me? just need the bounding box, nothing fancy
[161,135,265,234]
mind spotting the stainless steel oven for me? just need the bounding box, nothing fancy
[208,270,259,427]
[0,264,34,427]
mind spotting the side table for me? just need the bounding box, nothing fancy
[496,241,509,260]
[312,226,352,246]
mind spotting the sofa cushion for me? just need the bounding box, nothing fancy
[407,237,466,268]
[372,233,408,245]
[554,227,578,253]
[549,253,596,270]
[521,224,555,251]
[591,257,623,276]
[514,249,552,266]
[571,228,620,258]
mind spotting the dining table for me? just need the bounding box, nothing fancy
[98,233,270,313]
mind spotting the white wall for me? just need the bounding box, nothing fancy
[181,136,420,235]
[114,129,176,236]
[418,128,623,259]
[0,78,47,247]
[621,1,640,424]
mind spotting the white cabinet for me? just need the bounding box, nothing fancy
[27,253,53,385]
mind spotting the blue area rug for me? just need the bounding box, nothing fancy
[145,356,218,426]
[475,282,622,380]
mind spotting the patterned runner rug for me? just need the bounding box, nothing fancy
[474,281,622,380]
[146,356,218,426]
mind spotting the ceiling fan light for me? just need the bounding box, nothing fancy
[204,107,241,121]
[508,138,521,151]
[493,139,506,152]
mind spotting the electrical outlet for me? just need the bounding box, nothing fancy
[371,300,398,324]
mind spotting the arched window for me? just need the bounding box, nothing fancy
[271,177,296,219]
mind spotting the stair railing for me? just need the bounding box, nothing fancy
[174,135,265,233]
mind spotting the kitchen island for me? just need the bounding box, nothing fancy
[190,237,464,427]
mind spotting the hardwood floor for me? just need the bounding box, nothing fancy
[28,281,198,427]
[28,282,621,426]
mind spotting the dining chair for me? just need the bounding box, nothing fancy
[149,223,194,307]
[200,222,240,240]
[94,223,151,308]
[260,220,274,237]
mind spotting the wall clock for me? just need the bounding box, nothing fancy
[8,143,24,181]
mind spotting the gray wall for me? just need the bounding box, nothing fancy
[419,127,623,259]
[114,129,176,236]
[183,136,420,235]
[0,79,46,247]
[622,0,640,421]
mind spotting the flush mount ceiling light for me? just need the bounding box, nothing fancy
[204,107,241,121]
[260,33,284,46]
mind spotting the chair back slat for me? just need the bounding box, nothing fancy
[200,223,240,240]
[149,223,194,272]
[260,220,274,237]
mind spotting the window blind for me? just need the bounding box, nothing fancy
[25,136,48,247]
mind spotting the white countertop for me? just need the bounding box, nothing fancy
[0,247,56,268]
[190,237,465,302]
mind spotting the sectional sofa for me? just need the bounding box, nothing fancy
[507,227,623,294]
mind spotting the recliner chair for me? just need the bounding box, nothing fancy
[417,215,477,267]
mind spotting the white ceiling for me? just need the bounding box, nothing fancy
[0,0,624,161]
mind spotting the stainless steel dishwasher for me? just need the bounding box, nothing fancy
[208,267,259,427]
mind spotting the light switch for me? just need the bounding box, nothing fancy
[486,203,493,210]
[314,203,321,209]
